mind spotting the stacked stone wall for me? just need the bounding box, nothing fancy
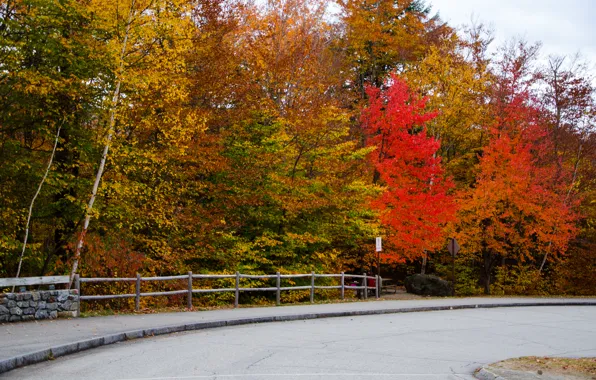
[0,290,78,323]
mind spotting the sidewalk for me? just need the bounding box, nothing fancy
[1,297,595,374]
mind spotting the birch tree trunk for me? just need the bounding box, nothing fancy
[13,123,63,291]
[69,0,136,286]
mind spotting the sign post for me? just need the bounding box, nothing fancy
[375,237,382,277]
[447,238,460,295]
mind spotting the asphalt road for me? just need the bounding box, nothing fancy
[3,297,594,362]
[3,306,595,380]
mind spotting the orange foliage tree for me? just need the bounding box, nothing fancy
[340,0,451,96]
[456,42,578,294]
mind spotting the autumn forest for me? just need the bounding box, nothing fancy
[1,0,594,300]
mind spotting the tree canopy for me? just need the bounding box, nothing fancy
[1,0,594,297]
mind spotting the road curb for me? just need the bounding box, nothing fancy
[475,367,507,380]
[1,301,594,374]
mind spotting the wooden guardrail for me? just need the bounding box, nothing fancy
[74,272,385,311]
[0,275,69,289]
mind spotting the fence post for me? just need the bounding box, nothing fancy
[363,272,367,300]
[234,271,240,308]
[74,274,80,317]
[135,273,141,311]
[379,276,383,297]
[187,271,193,309]
[310,271,315,303]
[340,272,345,301]
[276,272,281,306]
[375,275,379,299]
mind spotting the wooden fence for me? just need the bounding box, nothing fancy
[0,275,69,289]
[74,272,383,311]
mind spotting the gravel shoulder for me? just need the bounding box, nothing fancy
[485,357,596,379]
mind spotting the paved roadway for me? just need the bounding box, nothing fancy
[3,306,595,380]
[2,297,594,361]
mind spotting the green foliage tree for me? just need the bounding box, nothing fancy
[0,0,108,276]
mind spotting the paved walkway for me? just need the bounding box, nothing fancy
[1,297,594,375]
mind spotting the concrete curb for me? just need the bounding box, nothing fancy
[475,365,549,380]
[1,301,594,374]
[475,367,507,380]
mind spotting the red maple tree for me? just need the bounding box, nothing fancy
[361,74,456,263]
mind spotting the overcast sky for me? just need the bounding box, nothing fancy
[428,0,596,72]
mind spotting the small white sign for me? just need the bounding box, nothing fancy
[375,237,382,252]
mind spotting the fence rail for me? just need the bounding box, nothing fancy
[0,275,69,288]
[74,271,385,311]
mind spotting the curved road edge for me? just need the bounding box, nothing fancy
[475,367,508,380]
[1,300,595,375]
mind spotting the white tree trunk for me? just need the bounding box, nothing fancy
[13,123,63,291]
[69,0,136,286]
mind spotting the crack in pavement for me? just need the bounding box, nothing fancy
[245,351,275,370]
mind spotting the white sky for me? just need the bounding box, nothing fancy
[428,0,596,73]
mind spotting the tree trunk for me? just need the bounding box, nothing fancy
[482,250,492,295]
[69,0,136,287]
[421,250,427,274]
[483,273,491,295]
[13,122,62,290]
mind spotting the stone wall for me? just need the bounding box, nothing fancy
[0,290,78,323]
